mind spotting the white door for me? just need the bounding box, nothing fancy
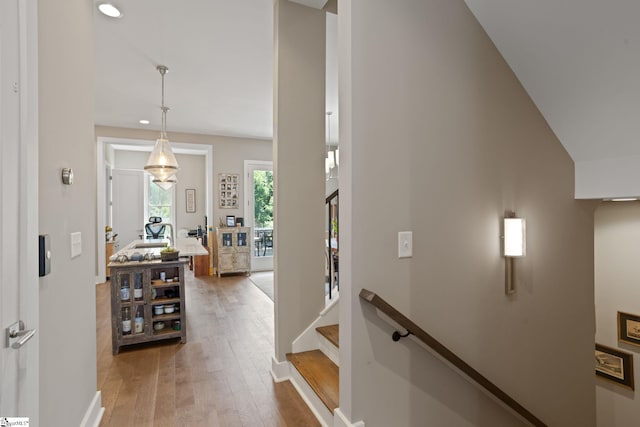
[112,169,144,246]
[0,0,39,422]
[244,160,273,271]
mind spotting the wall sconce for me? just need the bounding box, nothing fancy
[503,212,526,295]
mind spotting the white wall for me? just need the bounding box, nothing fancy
[113,150,207,231]
[576,156,640,199]
[38,0,98,424]
[340,0,597,425]
[595,202,640,426]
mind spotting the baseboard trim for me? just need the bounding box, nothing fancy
[79,391,104,427]
[271,356,290,383]
[334,408,365,427]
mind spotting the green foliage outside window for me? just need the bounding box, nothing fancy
[149,181,172,224]
[254,170,273,228]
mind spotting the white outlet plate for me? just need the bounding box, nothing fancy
[398,231,412,258]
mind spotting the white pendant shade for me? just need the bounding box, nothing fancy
[145,137,179,180]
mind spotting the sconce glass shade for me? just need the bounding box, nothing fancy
[327,151,336,169]
[504,218,526,257]
[335,148,339,166]
[144,137,179,181]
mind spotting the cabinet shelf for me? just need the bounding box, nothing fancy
[151,281,182,288]
[152,329,182,338]
[152,313,181,322]
[151,297,181,306]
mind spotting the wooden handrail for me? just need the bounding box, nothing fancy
[359,288,547,427]
[326,189,338,204]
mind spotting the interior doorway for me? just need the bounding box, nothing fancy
[244,160,274,271]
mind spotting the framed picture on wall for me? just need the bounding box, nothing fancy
[595,343,634,390]
[219,173,239,208]
[186,188,196,213]
[618,311,640,347]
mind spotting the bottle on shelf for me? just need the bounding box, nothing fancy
[120,276,130,301]
[134,305,144,334]
[134,273,143,301]
[122,307,131,335]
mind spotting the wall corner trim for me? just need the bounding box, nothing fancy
[79,391,104,427]
[334,408,365,427]
[271,356,290,382]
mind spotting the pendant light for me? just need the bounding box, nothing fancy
[153,175,177,190]
[145,65,179,183]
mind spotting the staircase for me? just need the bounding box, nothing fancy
[287,324,340,426]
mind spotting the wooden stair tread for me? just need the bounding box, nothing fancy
[316,324,339,348]
[287,350,339,412]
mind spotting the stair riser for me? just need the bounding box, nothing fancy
[289,361,333,427]
[318,333,340,367]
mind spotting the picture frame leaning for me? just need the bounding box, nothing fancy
[618,311,640,347]
[595,343,634,390]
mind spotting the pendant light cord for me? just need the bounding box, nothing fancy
[157,65,169,139]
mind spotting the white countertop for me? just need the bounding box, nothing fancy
[109,237,208,262]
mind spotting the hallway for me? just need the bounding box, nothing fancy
[96,271,319,426]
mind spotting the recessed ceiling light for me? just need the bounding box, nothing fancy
[139,119,150,125]
[98,3,122,18]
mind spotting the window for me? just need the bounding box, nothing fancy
[145,176,175,226]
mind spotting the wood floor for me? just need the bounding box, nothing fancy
[96,271,320,427]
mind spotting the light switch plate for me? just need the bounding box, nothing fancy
[70,232,82,258]
[398,231,412,258]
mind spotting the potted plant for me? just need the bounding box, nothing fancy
[160,247,180,262]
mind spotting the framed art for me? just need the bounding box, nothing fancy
[219,173,239,208]
[595,343,634,390]
[186,188,196,213]
[618,311,640,347]
[226,215,236,227]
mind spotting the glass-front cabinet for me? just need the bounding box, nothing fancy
[213,227,251,276]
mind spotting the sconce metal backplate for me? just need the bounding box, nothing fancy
[62,168,74,185]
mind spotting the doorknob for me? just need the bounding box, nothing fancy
[6,320,37,349]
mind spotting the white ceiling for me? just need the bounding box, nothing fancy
[95,0,338,142]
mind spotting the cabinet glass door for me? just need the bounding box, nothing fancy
[237,232,247,246]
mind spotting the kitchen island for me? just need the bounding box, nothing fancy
[108,257,188,354]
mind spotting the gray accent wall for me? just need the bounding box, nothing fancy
[273,0,327,361]
[38,0,98,423]
[340,0,596,425]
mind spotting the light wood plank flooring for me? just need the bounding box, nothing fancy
[97,271,319,427]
